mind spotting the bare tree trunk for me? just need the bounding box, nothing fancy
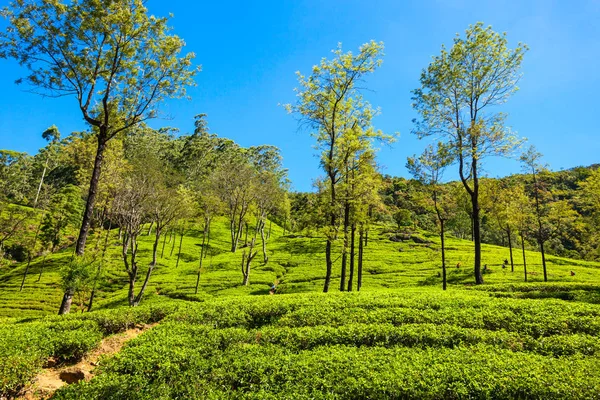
[195,221,208,294]
[521,233,528,282]
[347,223,356,292]
[540,240,547,282]
[170,226,177,256]
[75,134,106,256]
[260,218,268,264]
[133,264,154,306]
[88,220,112,312]
[440,219,447,291]
[147,221,154,236]
[175,224,185,268]
[21,211,45,291]
[473,200,483,284]
[161,227,168,258]
[357,227,364,291]
[34,155,49,207]
[339,200,350,292]
[507,227,514,272]
[267,220,272,240]
[205,217,211,258]
[58,288,75,315]
[241,251,248,285]
[37,253,48,282]
[63,134,108,315]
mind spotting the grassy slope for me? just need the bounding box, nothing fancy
[1,213,600,318]
[1,212,600,398]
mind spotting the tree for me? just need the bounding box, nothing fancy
[407,142,454,290]
[0,0,200,266]
[40,185,84,252]
[412,22,526,284]
[112,171,151,307]
[520,145,550,282]
[580,168,600,259]
[249,145,288,264]
[34,126,61,207]
[0,150,33,203]
[209,148,257,253]
[285,41,386,292]
[485,179,521,272]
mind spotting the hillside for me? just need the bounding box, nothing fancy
[1,216,600,398]
[2,215,599,318]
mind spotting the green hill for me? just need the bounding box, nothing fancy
[1,216,600,398]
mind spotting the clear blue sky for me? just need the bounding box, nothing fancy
[0,0,599,191]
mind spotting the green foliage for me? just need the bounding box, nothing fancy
[0,302,179,397]
[49,291,600,399]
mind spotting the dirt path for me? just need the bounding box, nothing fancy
[21,323,155,399]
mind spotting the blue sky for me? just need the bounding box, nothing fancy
[0,0,599,191]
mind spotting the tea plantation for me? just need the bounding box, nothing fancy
[1,218,600,398]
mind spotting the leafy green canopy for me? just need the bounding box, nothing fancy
[0,0,200,138]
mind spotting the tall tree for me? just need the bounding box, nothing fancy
[520,145,550,282]
[285,41,386,292]
[407,143,454,290]
[34,126,61,207]
[412,22,526,284]
[0,0,199,264]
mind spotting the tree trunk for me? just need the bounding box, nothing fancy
[340,201,350,291]
[58,288,75,315]
[147,221,154,236]
[347,223,356,292]
[63,136,107,315]
[283,216,287,236]
[75,134,106,256]
[161,228,168,258]
[37,253,48,282]
[507,227,514,272]
[357,228,364,291]
[472,193,483,284]
[88,221,112,312]
[20,211,44,291]
[260,219,268,264]
[34,156,49,207]
[267,220,272,240]
[175,225,185,268]
[195,222,208,294]
[133,264,154,306]
[324,239,332,293]
[440,219,447,291]
[205,218,211,258]
[540,240,547,282]
[170,226,177,256]
[521,233,528,282]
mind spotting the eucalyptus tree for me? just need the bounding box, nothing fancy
[520,145,550,281]
[337,123,392,291]
[34,126,61,207]
[580,168,600,259]
[112,170,152,307]
[0,150,33,203]
[485,179,521,272]
[0,0,199,263]
[248,145,288,264]
[407,143,454,290]
[345,149,382,292]
[285,41,386,292]
[209,147,258,253]
[412,22,527,284]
